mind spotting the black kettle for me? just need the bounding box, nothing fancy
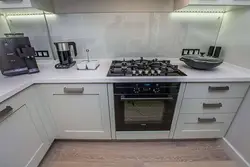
[54,42,77,65]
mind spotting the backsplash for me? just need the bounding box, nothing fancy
[1,12,223,59]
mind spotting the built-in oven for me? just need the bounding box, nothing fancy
[114,83,180,131]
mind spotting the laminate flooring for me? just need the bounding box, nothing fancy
[39,140,238,167]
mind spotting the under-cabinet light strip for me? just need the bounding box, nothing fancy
[0,10,225,16]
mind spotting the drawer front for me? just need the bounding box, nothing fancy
[0,92,26,123]
[180,98,242,114]
[184,83,249,98]
[174,113,235,139]
[41,84,106,95]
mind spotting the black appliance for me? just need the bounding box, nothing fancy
[114,82,180,131]
[0,36,39,76]
[107,57,186,77]
[54,42,77,69]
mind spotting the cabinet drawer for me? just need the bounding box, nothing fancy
[180,98,242,114]
[0,93,25,123]
[184,83,249,98]
[174,113,235,139]
[41,84,106,95]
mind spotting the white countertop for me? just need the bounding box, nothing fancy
[0,59,250,103]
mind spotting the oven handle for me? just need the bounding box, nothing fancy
[120,97,174,101]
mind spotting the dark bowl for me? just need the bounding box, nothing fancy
[180,57,223,70]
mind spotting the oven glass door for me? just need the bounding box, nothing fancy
[115,95,177,131]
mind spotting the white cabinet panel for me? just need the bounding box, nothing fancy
[0,0,32,8]
[189,0,224,5]
[42,84,111,139]
[184,83,249,98]
[0,105,46,167]
[174,113,235,139]
[180,98,242,114]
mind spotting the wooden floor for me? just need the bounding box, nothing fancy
[39,140,238,167]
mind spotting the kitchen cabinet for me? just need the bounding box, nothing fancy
[41,84,111,139]
[173,82,250,139]
[0,0,53,12]
[0,89,49,167]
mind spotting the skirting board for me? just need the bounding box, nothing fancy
[221,138,250,167]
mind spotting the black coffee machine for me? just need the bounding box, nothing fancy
[0,35,39,76]
[54,42,77,69]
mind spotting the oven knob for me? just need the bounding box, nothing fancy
[133,87,140,93]
[157,69,161,75]
[132,70,136,75]
[151,70,155,75]
[138,70,143,75]
[153,88,160,93]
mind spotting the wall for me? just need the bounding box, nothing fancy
[3,12,222,60]
[225,88,250,165]
[6,14,53,59]
[0,15,10,37]
[46,12,222,59]
[217,8,250,68]
[216,8,250,166]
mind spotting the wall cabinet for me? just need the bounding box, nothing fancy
[0,0,32,9]
[0,89,49,167]
[41,84,111,139]
[0,0,53,12]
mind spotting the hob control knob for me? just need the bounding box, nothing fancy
[133,87,140,93]
[153,87,160,93]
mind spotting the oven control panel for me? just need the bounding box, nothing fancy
[114,83,180,95]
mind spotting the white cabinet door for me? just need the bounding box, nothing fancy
[0,104,46,167]
[189,0,224,5]
[0,0,32,8]
[43,84,111,139]
[225,0,250,5]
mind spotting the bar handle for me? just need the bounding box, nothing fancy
[208,86,229,92]
[64,87,84,94]
[120,97,173,101]
[203,103,222,108]
[0,106,13,118]
[198,117,216,123]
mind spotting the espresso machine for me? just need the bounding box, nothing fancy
[54,42,77,69]
[0,35,39,76]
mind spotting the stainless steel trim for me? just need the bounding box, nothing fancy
[203,103,222,108]
[198,117,216,123]
[57,43,70,51]
[64,87,84,94]
[120,97,173,101]
[0,106,13,118]
[208,86,229,92]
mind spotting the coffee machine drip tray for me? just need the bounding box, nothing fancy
[55,61,76,69]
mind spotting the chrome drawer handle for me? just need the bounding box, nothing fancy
[0,106,13,118]
[203,103,222,108]
[198,117,216,123]
[208,86,229,92]
[64,87,84,94]
[120,97,173,101]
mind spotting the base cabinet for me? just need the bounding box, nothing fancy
[0,91,49,167]
[41,84,111,139]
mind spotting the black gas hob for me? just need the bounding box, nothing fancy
[107,57,186,77]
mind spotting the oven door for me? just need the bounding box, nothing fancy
[114,95,177,131]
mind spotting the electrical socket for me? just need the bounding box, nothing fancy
[182,49,200,55]
[35,50,49,57]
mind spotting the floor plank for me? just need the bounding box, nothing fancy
[39,140,236,167]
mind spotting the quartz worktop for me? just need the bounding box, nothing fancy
[0,59,250,103]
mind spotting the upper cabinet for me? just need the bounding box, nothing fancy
[175,0,250,12]
[0,0,54,12]
[0,0,250,13]
[52,0,174,13]
[0,0,32,8]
